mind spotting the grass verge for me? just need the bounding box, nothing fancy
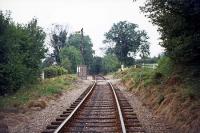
[0,74,76,109]
[114,67,200,132]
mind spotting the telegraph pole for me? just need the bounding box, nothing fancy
[77,28,87,79]
[80,28,85,64]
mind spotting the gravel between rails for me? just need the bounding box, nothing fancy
[109,78,178,133]
[0,77,93,133]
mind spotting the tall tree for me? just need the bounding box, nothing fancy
[67,33,94,70]
[139,31,150,60]
[104,21,150,66]
[60,46,82,73]
[141,0,200,67]
[49,24,68,65]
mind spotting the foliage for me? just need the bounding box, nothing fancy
[49,24,68,65]
[60,46,82,73]
[48,31,94,74]
[102,54,120,73]
[139,31,150,59]
[135,56,160,64]
[0,11,46,95]
[104,21,150,66]
[141,0,200,73]
[90,55,120,74]
[67,33,94,70]
[90,56,103,74]
[42,56,55,68]
[43,66,67,78]
[60,57,71,71]
[0,75,76,108]
[157,56,174,77]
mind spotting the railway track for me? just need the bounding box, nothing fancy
[42,76,144,133]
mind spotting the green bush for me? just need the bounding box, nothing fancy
[43,66,67,78]
[0,11,46,95]
[151,72,163,84]
[157,56,174,77]
[121,68,155,87]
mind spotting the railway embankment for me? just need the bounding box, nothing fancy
[113,67,200,133]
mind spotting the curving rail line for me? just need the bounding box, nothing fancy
[42,75,144,133]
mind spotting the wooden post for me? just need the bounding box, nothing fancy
[41,71,44,80]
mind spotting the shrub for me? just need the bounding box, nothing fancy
[43,66,67,78]
[0,12,46,95]
[157,56,174,77]
[151,72,163,84]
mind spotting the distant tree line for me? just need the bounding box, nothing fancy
[42,21,151,76]
[90,54,120,74]
[43,26,94,74]
[0,11,151,95]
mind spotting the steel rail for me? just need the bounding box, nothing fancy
[109,81,127,133]
[53,81,96,133]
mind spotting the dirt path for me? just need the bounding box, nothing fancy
[108,77,178,133]
[0,77,93,133]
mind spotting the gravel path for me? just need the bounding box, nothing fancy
[109,78,178,133]
[0,77,93,133]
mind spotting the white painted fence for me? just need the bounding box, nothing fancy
[134,63,158,69]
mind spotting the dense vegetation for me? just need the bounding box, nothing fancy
[113,1,200,131]
[114,56,200,132]
[0,75,76,108]
[90,54,120,74]
[0,10,152,95]
[43,66,67,78]
[45,28,94,74]
[141,0,200,82]
[0,11,46,95]
[139,0,200,96]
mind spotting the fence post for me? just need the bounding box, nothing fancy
[41,71,44,80]
[121,64,124,71]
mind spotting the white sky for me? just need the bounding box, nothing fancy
[0,0,164,57]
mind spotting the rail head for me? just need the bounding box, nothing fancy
[109,81,127,133]
[54,81,96,133]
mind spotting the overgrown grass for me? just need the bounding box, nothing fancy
[0,75,76,108]
[114,58,200,132]
[115,67,162,89]
[114,56,200,98]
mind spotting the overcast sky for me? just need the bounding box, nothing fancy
[0,0,164,57]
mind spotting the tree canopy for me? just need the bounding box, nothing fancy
[67,33,94,69]
[49,24,68,65]
[141,0,200,67]
[104,21,150,66]
[102,54,120,73]
[60,46,82,73]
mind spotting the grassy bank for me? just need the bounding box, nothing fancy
[114,67,200,133]
[0,75,76,109]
